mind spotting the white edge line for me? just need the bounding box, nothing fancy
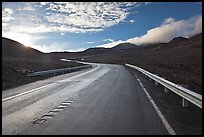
[2,83,55,102]
[2,64,99,102]
[135,75,176,135]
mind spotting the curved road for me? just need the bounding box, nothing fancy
[2,63,169,135]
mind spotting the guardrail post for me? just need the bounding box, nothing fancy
[180,84,190,107]
[155,81,158,86]
[125,63,202,109]
[154,74,159,85]
[182,98,190,107]
[149,78,151,81]
[164,87,169,93]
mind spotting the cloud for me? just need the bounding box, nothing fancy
[2,2,140,34]
[36,2,139,33]
[129,20,136,23]
[86,41,95,44]
[2,29,70,53]
[103,39,114,42]
[122,19,136,24]
[18,5,35,11]
[96,40,125,48]
[2,31,47,47]
[2,2,141,53]
[2,8,14,26]
[144,2,151,5]
[162,17,175,25]
[97,15,202,48]
[67,48,86,52]
[188,15,202,36]
[32,42,69,53]
[127,15,202,45]
[33,44,63,53]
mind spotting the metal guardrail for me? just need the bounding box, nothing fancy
[27,65,92,77]
[125,63,202,109]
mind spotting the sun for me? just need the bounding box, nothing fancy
[4,32,33,48]
[16,35,32,48]
[23,44,30,48]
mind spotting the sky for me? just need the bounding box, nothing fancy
[2,2,202,53]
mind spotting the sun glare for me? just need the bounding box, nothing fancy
[3,32,33,48]
[16,35,32,48]
[23,44,30,48]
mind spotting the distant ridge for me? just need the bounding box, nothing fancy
[83,42,137,52]
[111,42,138,50]
[168,36,188,44]
[82,47,110,55]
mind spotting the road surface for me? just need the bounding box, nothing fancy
[2,63,169,135]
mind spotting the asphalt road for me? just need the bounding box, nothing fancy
[2,63,169,135]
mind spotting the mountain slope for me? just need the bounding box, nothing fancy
[111,42,138,50]
[2,37,43,58]
[168,36,188,44]
[82,47,110,55]
[2,37,84,91]
[82,33,202,94]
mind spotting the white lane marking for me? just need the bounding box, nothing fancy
[135,74,176,135]
[61,102,71,105]
[57,105,67,108]
[2,64,99,102]
[52,108,63,112]
[2,83,54,102]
